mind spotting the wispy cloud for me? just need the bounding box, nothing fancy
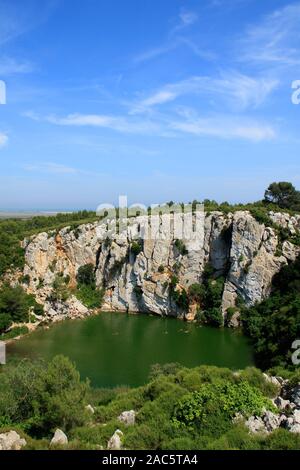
[239,2,300,66]
[170,114,276,142]
[0,133,8,147]
[0,0,59,46]
[131,72,278,113]
[24,108,276,143]
[133,43,177,64]
[170,9,198,35]
[0,56,34,75]
[24,162,78,174]
[24,111,166,136]
[133,8,210,64]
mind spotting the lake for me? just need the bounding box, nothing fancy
[7,312,254,388]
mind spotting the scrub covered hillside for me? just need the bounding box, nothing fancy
[1,357,300,450]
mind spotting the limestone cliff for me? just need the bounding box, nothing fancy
[21,211,300,325]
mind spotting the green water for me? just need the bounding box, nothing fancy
[7,312,254,388]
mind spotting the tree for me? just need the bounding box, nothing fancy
[264,182,300,210]
[0,355,90,435]
[0,285,43,331]
[0,313,12,333]
[76,264,96,287]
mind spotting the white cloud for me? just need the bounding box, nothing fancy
[170,115,276,142]
[25,111,166,136]
[24,104,277,143]
[132,72,278,113]
[133,43,177,63]
[178,11,198,27]
[134,9,203,64]
[139,90,178,107]
[24,162,78,174]
[239,3,300,66]
[0,133,8,147]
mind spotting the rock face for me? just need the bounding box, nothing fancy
[0,431,26,450]
[50,429,68,447]
[22,211,300,323]
[107,429,123,450]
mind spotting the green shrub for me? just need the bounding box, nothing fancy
[76,264,96,287]
[1,325,29,340]
[75,285,104,309]
[149,363,182,380]
[131,240,143,257]
[172,381,275,434]
[0,285,43,333]
[0,313,12,334]
[242,254,300,369]
[239,367,279,397]
[261,428,300,450]
[49,274,70,302]
[0,355,90,436]
[174,239,188,256]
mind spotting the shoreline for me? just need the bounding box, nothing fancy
[2,308,157,345]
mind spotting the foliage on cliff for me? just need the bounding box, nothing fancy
[75,264,105,309]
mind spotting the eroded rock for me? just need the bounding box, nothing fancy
[118,410,135,426]
[107,429,123,450]
[50,429,68,447]
[0,431,27,451]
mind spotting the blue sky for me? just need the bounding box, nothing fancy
[1,0,300,210]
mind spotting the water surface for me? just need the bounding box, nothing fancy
[8,312,253,387]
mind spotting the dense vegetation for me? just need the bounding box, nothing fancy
[190,265,225,327]
[75,264,104,309]
[0,285,43,336]
[0,356,89,437]
[242,255,300,370]
[264,182,300,211]
[1,358,300,450]
[48,264,105,309]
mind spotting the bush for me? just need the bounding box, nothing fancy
[242,255,300,369]
[0,285,43,333]
[76,285,104,309]
[131,240,143,257]
[190,272,225,327]
[0,355,90,436]
[1,325,29,340]
[76,264,96,287]
[49,274,70,302]
[172,381,275,435]
[174,239,188,256]
[149,363,182,380]
[0,313,12,333]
